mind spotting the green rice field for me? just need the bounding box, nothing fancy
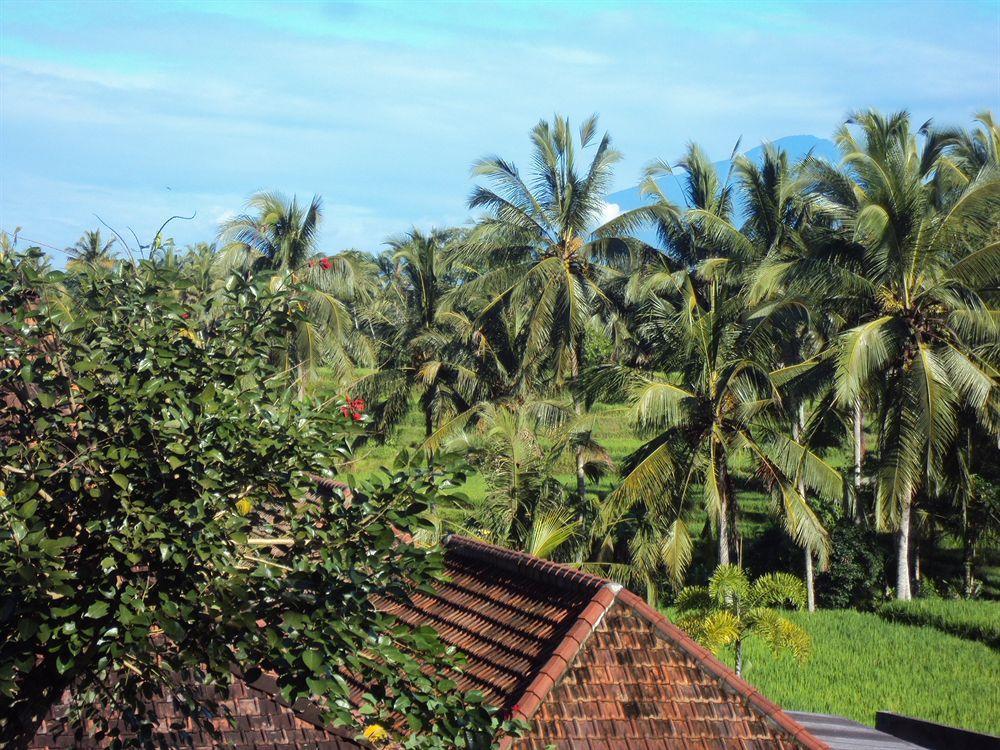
[720,608,1000,734]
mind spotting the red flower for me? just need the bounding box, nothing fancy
[340,394,365,421]
[319,257,333,270]
[180,312,190,319]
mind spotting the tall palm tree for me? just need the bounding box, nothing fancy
[454,114,652,501]
[218,192,375,392]
[944,110,1000,181]
[695,144,847,607]
[589,145,832,591]
[65,230,116,268]
[770,110,1000,599]
[598,272,832,585]
[218,192,322,273]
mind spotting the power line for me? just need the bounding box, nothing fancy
[10,236,66,253]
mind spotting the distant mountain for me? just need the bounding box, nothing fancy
[605,135,840,243]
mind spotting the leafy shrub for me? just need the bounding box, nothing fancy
[815,520,889,610]
[0,250,508,748]
[877,599,1000,650]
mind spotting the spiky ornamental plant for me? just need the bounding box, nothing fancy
[218,191,375,393]
[675,565,811,677]
[454,114,654,503]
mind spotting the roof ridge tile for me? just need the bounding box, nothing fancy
[496,581,622,750]
[442,535,608,593]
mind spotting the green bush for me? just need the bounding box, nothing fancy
[0,251,507,748]
[816,520,888,610]
[877,599,1000,650]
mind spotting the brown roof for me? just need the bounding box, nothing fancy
[30,671,368,750]
[30,533,827,750]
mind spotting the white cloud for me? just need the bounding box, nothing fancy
[597,201,622,227]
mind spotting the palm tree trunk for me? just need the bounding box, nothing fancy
[896,497,912,600]
[794,405,815,612]
[852,398,864,523]
[571,334,587,502]
[960,477,975,598]
[735,639,743,677]
[805,548,816,612]
[718,489,731,567]
[297,361,307,399]
[963,541,975,599]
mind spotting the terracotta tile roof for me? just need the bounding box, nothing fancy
[28,522,828,750]
[428,538,826,750]
[30,671,369,749]
[377,536,601,711]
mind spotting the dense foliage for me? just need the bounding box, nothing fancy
[815,520,889,610]
[0,249,508,749]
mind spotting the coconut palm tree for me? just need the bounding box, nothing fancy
[943,110,1000,180]
[675,564,811,676]
[768,110,1000,599]
[454,114,653,501]
[589,146,831,591]
[65,230,116,269]
[354,228,516,437]
[218,192,322,273]
[597,271,831,587]
[218,192,375,391]
[693,143,848,607]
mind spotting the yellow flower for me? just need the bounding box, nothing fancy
[178,328,203,347]
[0,487,6,499]
[236,498,253,515]
[362,724,389,743]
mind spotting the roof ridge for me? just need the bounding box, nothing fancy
[442,534,608,593]
[615,589,830,750]
[498,581,622,750]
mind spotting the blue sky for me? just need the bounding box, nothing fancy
[1,0,997,259]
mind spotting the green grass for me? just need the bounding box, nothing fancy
[713,609,1000,734]
[877,598,1000,649]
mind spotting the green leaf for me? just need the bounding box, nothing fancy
[85,601,110,619]
[302,649,324,673]
[110,473,129,491]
